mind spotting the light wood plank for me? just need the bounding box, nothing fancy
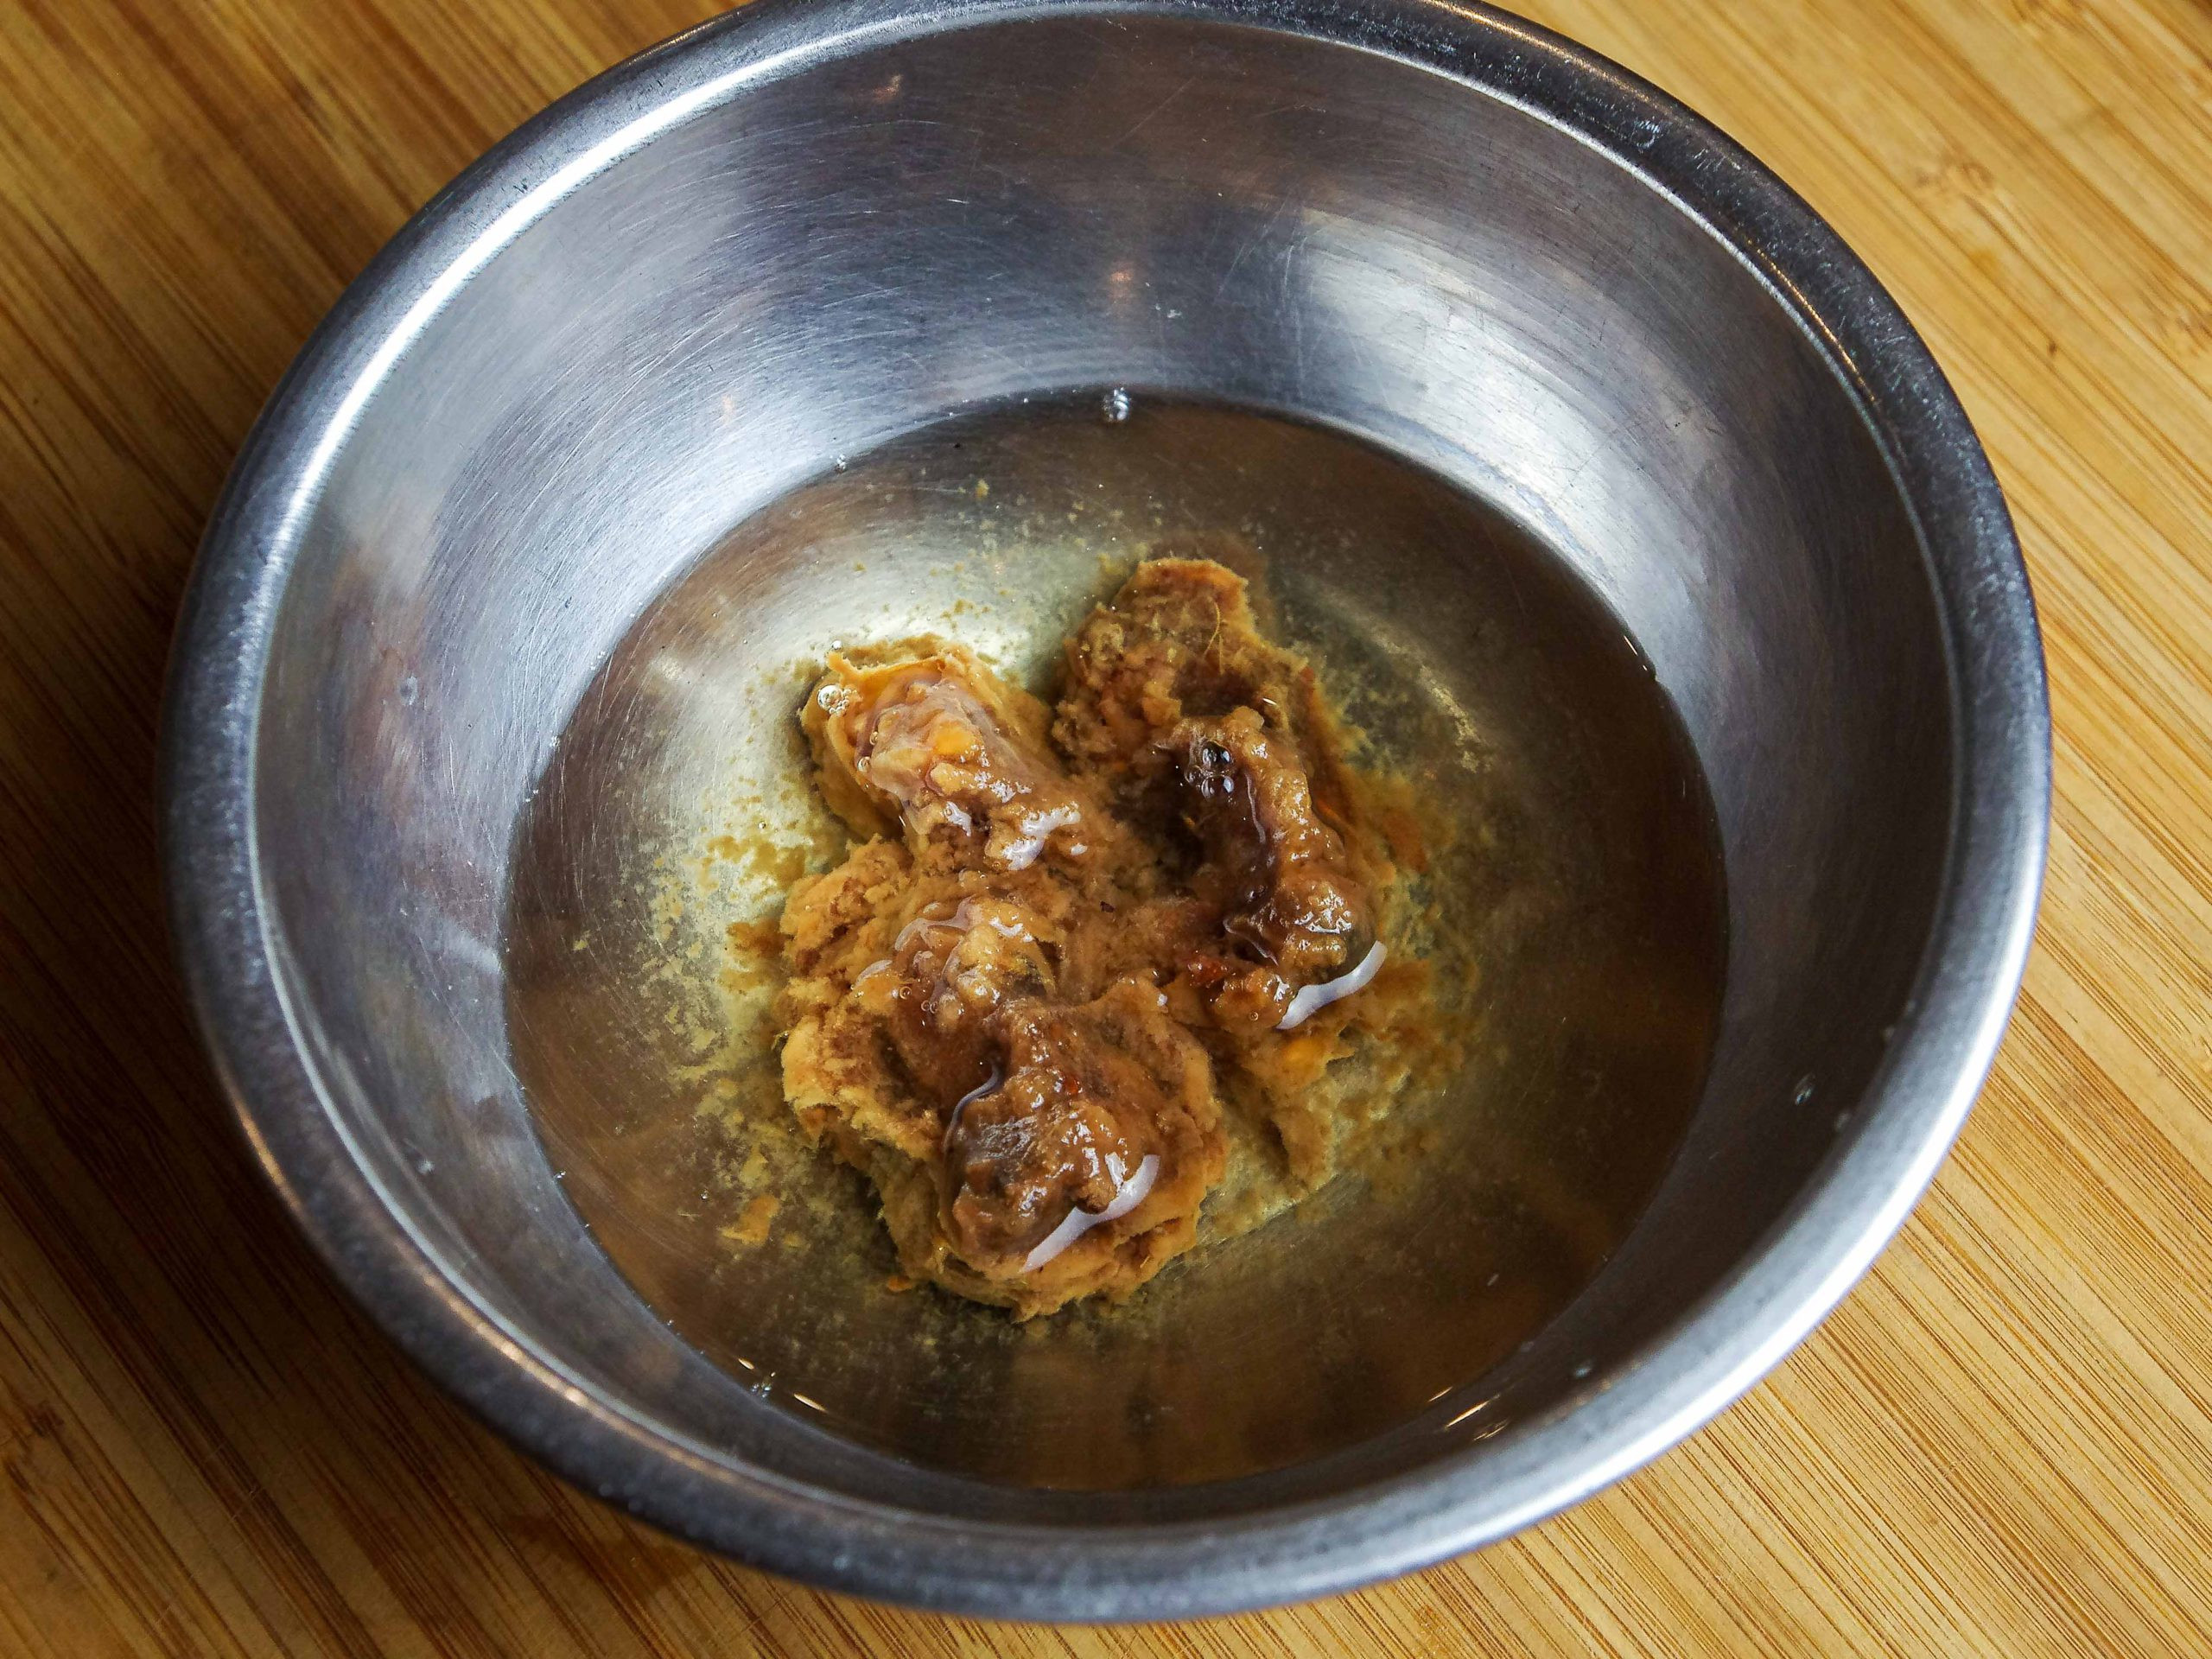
[2,0,2207,1652]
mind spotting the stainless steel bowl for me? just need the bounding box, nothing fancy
[162,0,2049,1618]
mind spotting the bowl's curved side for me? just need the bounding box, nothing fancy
[161,0,2048,1618]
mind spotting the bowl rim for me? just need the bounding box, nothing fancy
[161,0,2050,1620]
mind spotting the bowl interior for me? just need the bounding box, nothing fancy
[247,10,1950,1527]
[505,392,1729,1489]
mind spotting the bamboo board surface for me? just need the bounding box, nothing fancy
[3,0,2209,1652]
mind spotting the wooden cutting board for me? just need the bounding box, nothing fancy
[2,0,2207,1652]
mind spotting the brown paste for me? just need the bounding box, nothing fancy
[772,556,1420,1318]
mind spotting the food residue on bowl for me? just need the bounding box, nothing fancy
[766,552,1436,1318]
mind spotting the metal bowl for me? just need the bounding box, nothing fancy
[162,0,2049,1619]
